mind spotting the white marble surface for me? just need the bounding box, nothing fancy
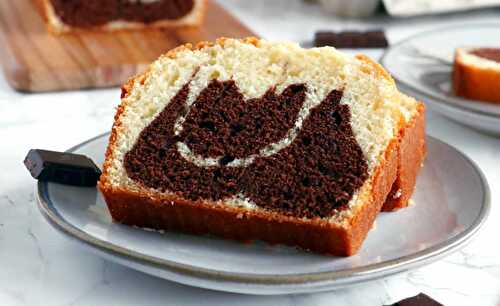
[1,1,500,305]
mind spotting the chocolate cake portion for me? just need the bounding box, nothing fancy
[49,0,195,28]
[181,81,307,158]
[124,80,368,218]
[470,48,500,63]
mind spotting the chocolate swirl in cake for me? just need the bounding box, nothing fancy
[124,80,369,218]
[470,48,500,63]
[49,0,195,27]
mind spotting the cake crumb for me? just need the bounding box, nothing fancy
[135,226,166,234]
[392,189,402,199]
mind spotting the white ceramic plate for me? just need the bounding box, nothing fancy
[36,133,490,295]
[381,24,500,136]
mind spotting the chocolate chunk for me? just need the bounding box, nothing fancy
[219,155,235,166]
[385,293,443,306]
[24,149,101,187]
[314,30,388,48]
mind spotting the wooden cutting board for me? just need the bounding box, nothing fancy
[0,1,255,92]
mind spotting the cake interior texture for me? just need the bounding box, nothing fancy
[102,38,420,225]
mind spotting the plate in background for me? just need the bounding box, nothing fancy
[381,24,500,136]
[36,133,490,295]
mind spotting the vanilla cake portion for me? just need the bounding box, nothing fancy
[99,38,425,256]
[42,0,207,34]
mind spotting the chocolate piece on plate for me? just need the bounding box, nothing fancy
[24,149,101,187]
[385,293,443,306]
[314,30,388,48]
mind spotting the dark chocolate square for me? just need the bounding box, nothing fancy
[24,149,101,187]
[314,30,388,48]
[385,293,443,306]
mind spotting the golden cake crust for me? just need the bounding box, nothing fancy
[100,136,402,256]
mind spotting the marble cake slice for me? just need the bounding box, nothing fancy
[99,38,425,256]
[40,0,207,34]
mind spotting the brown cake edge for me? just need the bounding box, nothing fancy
[99,135,398,256]
[98,94,408,256]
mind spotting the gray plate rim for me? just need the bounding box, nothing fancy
[380,23,500,118]
[36,132,491,286]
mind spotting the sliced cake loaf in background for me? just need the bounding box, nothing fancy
[453,47,500,104]
[41,0,207,34]
[99,38,425,256]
